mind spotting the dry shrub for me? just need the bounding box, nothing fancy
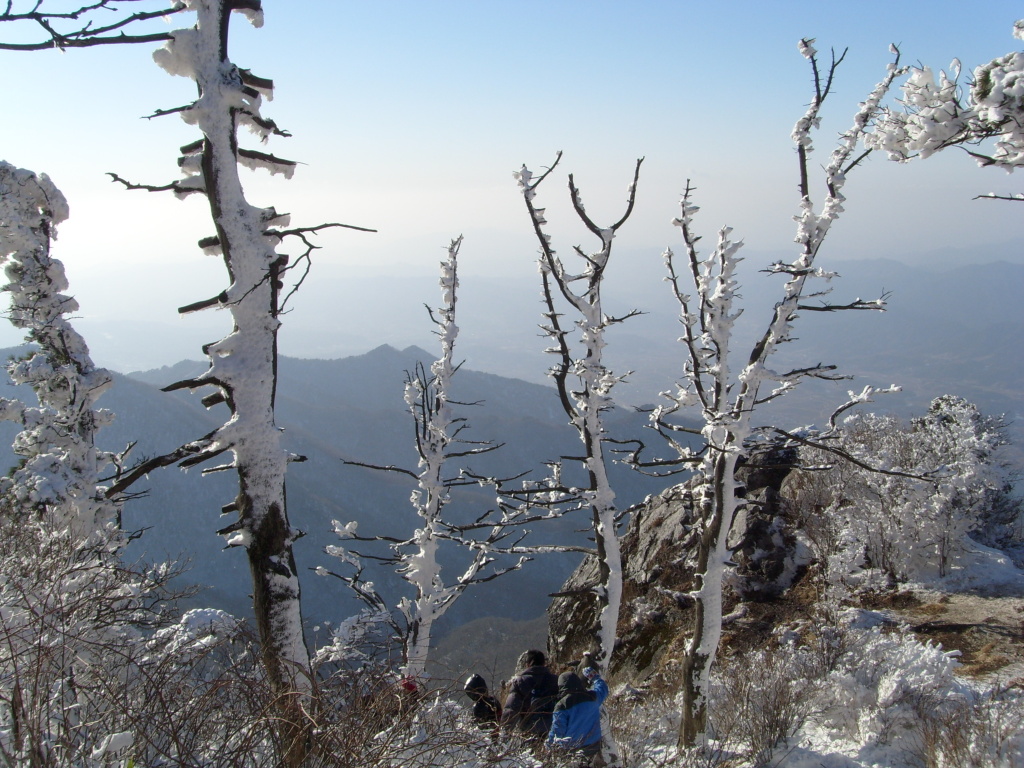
[916,603,948,618]
[907,684,1024,768]
[609,682,730,768]
[711,641,821,766]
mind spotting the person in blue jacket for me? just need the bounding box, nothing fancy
[546,666,608,765]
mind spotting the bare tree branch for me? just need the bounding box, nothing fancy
[0,0,182,51]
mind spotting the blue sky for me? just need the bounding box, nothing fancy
[1,1,1023,370]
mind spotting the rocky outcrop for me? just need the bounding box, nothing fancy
[547,448,804,685]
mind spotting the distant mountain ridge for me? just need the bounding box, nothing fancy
[0,256,1018,642]
[96,344,664,632]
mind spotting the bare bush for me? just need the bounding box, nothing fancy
[0,514,249,767]
[907,684,1024,768]
[306,684,535,768]
[710,641,822,766]
[609,685,730,768]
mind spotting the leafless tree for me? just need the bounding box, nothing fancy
[513,153,642,672]
[622,40,906,748]
[334,238,551,678]
[511,154,643,767]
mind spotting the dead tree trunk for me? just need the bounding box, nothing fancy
[149,2,314,762]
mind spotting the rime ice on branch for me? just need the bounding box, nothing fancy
[139,4,313,720]
[514,154,643,672]
[622,41,907,749]
[514,154,643,768]
[0,162,118,541]
[868,19,1024,201]
[333,237,532,677]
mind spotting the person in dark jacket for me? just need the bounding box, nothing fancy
[500,649,559,740]
[463,673,501,734]
[546,667,609,765]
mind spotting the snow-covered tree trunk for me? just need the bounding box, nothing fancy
[515,155,641,673]
[145,2,311,762]
[400,238,464,678]
[514,156,642,768]
[334,238,530,678]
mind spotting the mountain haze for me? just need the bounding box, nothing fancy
[114,345,668,633]
[0,257,1016,644]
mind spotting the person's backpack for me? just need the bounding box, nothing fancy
[520,673,558,734]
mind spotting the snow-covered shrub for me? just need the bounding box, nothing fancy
[804,618,966,756]
[313,608,396,670]
[611,685,728,768]
[791,396,1018,584]
[0,514,209,767]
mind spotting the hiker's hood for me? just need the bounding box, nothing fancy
[558,672,585,695]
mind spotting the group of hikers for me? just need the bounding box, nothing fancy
[463,649,608,767]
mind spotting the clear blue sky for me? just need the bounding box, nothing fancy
[1,1,1022,370]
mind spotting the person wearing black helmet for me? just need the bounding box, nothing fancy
[463,673,501,733]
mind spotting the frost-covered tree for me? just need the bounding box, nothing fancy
[0,163,225,768]
[514,153,643,678]
[0,162,118,542]
[89,2,370,761]
[331,238,534,678]
[113,6,313,755]
[5,6,372,750]
[625,41,906,748]
[792,396,1018,584]
[868,18,1024,202]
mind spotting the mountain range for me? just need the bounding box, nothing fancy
[105,345,667,634]
[0,255,1018,648]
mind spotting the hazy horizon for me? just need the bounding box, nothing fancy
[2,1,1023,392]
